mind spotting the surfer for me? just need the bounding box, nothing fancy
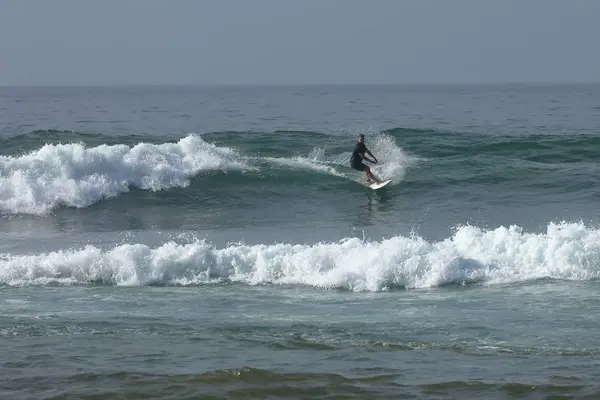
[350,134,383,185]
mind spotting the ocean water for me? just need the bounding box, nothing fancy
[2,84,600,399]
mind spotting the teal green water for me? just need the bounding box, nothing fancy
[2,84,600,399]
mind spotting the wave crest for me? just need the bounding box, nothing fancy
[0,134,249,215]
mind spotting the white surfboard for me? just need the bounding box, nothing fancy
[369,179,392,190]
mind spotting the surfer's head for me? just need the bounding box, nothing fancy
[358,133,365,142]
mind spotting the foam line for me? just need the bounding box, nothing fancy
[1,222,596,290]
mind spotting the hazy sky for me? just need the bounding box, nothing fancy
[1,0,598,85]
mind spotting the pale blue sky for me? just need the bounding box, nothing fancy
[1,0,598,85]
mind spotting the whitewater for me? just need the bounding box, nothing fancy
[2,222,596,290]
[0,135,251,215]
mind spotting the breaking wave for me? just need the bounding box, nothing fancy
[1,222,598,291]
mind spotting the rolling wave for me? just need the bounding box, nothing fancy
[0,131,416,215]
[1,222,598,290]
[0,134,250,215]
[4,125,599,216]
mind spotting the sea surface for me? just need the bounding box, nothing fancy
[2,84,600,399]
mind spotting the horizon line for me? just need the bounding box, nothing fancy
[2,81,600,88]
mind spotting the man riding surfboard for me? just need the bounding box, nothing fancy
[350,134,383,185]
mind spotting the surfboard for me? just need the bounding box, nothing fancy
[369,179,392,190]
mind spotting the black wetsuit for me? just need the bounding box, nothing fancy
[350,142,367,171]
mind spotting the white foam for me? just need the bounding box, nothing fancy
[1,222,598,290]
[0,135,249,215]
[358,132,420,185]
